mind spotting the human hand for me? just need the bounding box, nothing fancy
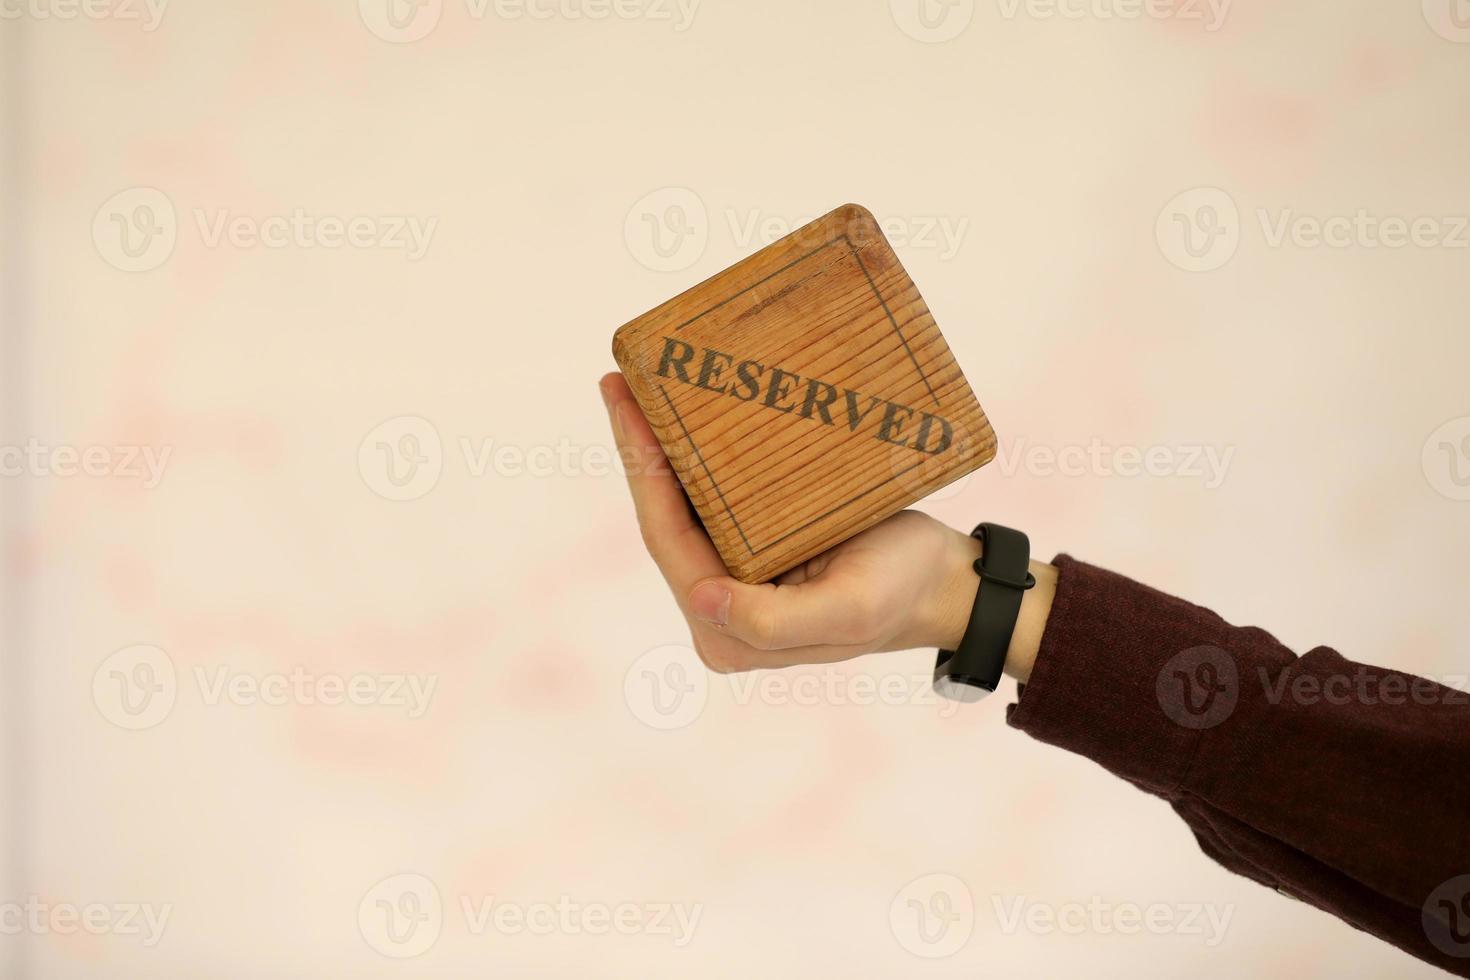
[599,372,1051,677]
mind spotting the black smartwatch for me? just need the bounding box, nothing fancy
[933,523,1035,703]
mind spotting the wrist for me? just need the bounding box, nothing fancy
[928,526,1056,686]
[1005,559,1055,685]
[926,528,982,652]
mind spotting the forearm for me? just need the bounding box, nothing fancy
[992,552,1470,976]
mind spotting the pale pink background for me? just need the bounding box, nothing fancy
[2,0,1469,976]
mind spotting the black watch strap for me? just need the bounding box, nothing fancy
[934,523,1035,703]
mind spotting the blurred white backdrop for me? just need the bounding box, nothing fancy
[2,0,1469,975]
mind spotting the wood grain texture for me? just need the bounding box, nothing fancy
[612,203,995,584]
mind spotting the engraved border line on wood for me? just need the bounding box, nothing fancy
[651,233,949,558]
[655,381,757,557]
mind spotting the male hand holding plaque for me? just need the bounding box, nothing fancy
[599,368,1057,677]
[603,203,1057,678]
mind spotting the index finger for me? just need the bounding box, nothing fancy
[600,372,726,594]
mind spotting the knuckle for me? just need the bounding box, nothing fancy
[639,527,669,563]
[747,606,780,651]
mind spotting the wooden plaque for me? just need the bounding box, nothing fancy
[612,203,995,584]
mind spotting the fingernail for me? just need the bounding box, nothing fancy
[599,380,614,412]
[690,582,731,627]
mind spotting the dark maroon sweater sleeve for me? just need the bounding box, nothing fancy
[1007,555,1470,976]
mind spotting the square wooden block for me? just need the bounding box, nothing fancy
[612,203,995,584]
